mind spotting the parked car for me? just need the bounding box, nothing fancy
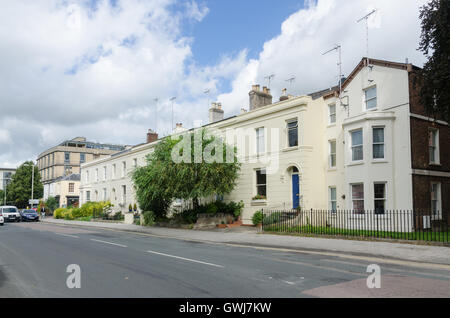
[20,209,40,222]
[0,212,4,226]
[0,206,21,222]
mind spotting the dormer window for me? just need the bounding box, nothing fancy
[364,86,377,110]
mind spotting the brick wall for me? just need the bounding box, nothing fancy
[409,69,449,223]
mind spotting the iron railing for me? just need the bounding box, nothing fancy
[261,209,449,244]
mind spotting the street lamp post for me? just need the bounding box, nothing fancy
[3,177,11,205]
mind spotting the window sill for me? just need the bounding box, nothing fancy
[327,123,337,128]
[429,163,442,167]
[327,168,337,172]
[347,161,364,167]
[251,200,268,207]
[372,159,388,164]
[282,146,299,152]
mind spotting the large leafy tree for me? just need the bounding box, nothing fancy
[417,0,450,121]
[5,161,43,208]
[132,128,241,217]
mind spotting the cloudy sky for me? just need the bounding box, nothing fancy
[0,0,429,168]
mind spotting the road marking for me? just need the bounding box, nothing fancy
[146,250,224,268]
[54,233,79,239]
[321,258,450,280]
[90,239,127,248]
[43,221,450,271]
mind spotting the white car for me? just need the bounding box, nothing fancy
[0,212,3,226]
[0,206,21,223]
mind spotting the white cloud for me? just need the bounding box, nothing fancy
[217,0,429,115]
[185,1,209,22]
[0,0,429,168]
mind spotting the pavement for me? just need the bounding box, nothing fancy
[42,218,450,266]
[1,221,450,298]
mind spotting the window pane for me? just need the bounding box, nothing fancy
[256,169,266,185]
[257,185,267,197]
[375,200,385,215]
[366,98,377,109]
[330,141,336,153]
[373,128,384,143]
[352,146,363,161]
[330,188,336,201]
[351,130,363,146]
[365,87,377,100]
[374,184,385,199]
[288,121,298,147]
[373,144,384,159]
[352,184,364,199]
[353,200,364,213]
[330,154,336,167]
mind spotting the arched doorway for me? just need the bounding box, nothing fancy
[289,166,300,209]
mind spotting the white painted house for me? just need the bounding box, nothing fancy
[80,58,449,227]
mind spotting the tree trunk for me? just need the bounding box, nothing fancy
[193,197,200,210]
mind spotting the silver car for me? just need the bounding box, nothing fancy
[0,206,21,222]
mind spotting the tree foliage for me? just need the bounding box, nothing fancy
[5,161,43,208]
[132,128,241,217]
[45,196,59,212]
[417,0,450,121]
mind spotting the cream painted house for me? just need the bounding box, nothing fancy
[80,58,449,227]
[46,174,81,208]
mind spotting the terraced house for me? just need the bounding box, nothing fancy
[80,58,449,227]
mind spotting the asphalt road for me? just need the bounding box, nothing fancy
[0,222,449,298]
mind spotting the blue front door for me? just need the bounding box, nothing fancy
[292,174,300,209]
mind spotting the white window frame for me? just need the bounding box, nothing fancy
[329,187,337,213]
[329,140,336,168]
[112,164,116,179]
[429,128,440,165]
[256,127,265,155]
[372,126,385,160]
[85,170,89,183]
[350,183,364,214]
[133,158,138,168]
[364,86,377,110]
[255,168,267,198]
[122,161,126,178]
[351,129,364,162]
[103,166,107,181]
[86,191,91,202]
[374,182,387,215]
[103,188,107,201]
[286,119,299,148]
[95,168,99,182]
[328,103,336,124]
[122,185,126,205]
[431,182,442,220]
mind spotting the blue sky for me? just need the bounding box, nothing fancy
[0,0,428,167]
[181,0,305,66]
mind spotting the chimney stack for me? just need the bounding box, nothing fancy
[279,88,289,101]
[209,102,224,123]
[146,129,158,143]
[249,84,272,110]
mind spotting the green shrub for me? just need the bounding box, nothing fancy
[62,209,74,220]
[142,211,155,226]
[263,212,283,226]
[71,208,83,219]
[54,208,67,219]
[252,211,264,226]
